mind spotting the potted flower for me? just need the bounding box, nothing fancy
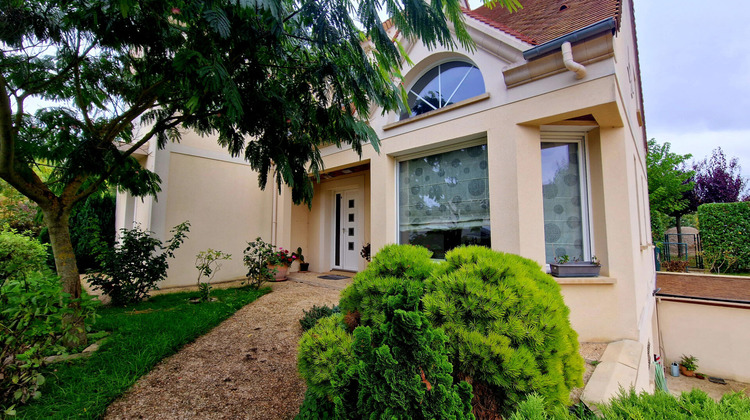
[293,247,309,272]
[679,354,698,377]
[267,247,296,281]
[549,255,601,278]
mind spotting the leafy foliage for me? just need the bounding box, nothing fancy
[0,181,43,237]
[69,191,117,272]
[195,248,232,302]
[0,227,47,284]
[698,202,750,272]
[0,272,98,411]
[243,237,276,289]
[424,246,584,415]
[299,304,340,332]
[88,222,190,306]
[694,147,748,204]
[661,260,689,273]
[646,139,696,241]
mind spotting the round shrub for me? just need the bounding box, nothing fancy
[0,228,47,282]
[423,246,584,415]
[297,313,354,400]
[339,244,435,327]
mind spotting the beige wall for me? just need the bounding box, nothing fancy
[658,299,750,383]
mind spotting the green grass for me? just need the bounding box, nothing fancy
[14,286,270,419]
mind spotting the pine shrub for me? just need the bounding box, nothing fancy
[297,313,354,400]
[423,246,584,415]
[339,244,435,328]
[299,304,340,331]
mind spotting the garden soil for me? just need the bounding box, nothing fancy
[104,276,346,420]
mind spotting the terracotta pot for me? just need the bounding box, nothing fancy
[268,264,289,281]
[679,364,695,377]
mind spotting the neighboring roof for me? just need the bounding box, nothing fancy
[656,273,750,304]
[468,0,621,45]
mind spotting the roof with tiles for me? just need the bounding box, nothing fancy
[467,0,621,45]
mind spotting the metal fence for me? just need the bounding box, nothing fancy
[660,233,703,269]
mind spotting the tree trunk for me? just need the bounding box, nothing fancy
[675,215,684,259]
[42,205,88,347]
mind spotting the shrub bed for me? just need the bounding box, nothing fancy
[298,245,584,419]
[698,202,750,272]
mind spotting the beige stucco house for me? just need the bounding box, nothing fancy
[117,0,657,395]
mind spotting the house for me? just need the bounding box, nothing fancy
[116,0,657,397]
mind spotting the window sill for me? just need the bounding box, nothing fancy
[383,92,491,131]
[554,276,617,285]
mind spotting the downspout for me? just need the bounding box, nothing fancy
[561,41,586,79]
[271,186,278,246]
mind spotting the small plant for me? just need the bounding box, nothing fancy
[299,304,340,331]
[360,242,371,262]
[555,254,571,264]
[680,354,698,372]
[0,226,48,284]
[591,256,601,266]
[89,221,190,306]
[195,248,232,302]
[269,247,296,266]
[292,247,305,264]
[244,237,276,289]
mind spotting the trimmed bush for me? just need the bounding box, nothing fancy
[423,246,584,415]
[297,313,355,401]
[698,202,750,272]
[339,244,435,328]
[299,305,340,331]
[0,228,47,283]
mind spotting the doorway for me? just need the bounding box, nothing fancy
[333,189,360,271]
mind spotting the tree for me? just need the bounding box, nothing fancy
[1,0,519,340]
[646,139,694,242]
[693,147,747,204]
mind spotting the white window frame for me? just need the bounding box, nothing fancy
[394,138,490,258]
[400,59,484,120]
[540,132,594,265]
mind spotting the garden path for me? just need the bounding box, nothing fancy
[104,274,351,419]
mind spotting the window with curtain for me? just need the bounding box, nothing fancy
[400,61,485,120]
[398,144,490,259]
[541,141,591,264]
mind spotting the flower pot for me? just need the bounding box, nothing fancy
[268,264,288,281]
[299,262,309,272]
[549,262,601,278]
[679,364,695,377]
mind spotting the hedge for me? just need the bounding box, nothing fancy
[698,202,750,273]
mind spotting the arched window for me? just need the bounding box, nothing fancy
[400,61,485,119]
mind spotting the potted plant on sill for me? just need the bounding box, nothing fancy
[549,255,601,278]
[294,247,309,272]
[679,354,698,377]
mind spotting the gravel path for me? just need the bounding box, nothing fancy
[105,277,347,420]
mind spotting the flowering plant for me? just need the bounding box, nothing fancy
[268,247,296,266]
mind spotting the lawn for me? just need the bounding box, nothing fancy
[14,286,270,419]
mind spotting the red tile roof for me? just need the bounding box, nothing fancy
[468,0,621,45]
[657,273,750,303]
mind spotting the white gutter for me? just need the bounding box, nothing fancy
[561,41,586,79]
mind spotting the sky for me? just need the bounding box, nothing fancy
[462,0,750,178]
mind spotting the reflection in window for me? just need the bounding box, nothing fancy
[398,145,490,258]
[541,141,590,264]
[400,61,485,119]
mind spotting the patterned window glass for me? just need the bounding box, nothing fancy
[400,61,485,119]
[398,145,490,259]
[541,142,589,264]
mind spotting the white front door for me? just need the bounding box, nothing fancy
[334,190,360,271]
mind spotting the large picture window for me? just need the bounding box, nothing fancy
[398,144,490,259]
[400,61,485,120]
[541,140,591,264]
